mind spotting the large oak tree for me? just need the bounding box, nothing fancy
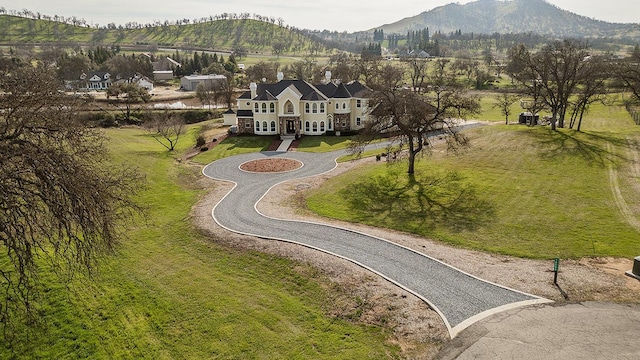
[0,64,142,335]
[354,61,480,174]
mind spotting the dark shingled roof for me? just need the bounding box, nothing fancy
[255,90,277,101]
[331,82,353,99]
[301,91,327,101]
[240,79,370,101]
[345,81,369,98]
[236,110,254,118]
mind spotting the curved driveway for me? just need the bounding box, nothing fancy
[202,150,550,338]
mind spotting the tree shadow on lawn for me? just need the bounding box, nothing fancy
[341,169,495,233]
[532,128,638,167]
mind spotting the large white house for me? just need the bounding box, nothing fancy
[232,73,369,136]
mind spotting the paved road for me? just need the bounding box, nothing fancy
[202,150,549,337]
[438,302,640,359]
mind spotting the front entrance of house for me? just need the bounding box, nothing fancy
[286,120,296,134]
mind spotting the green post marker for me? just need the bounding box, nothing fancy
[553,258,560,284]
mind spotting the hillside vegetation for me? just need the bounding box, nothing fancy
[0,15,323,55]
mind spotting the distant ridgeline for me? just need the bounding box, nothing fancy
[0,10,329,55]
[2,0,640,56]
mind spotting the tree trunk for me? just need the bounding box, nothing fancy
[407,151,416,174]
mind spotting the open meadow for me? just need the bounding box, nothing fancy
[4,92,640,358]
[0,125,399,358]
[306,96,640,259]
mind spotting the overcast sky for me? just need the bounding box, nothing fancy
[5,0,640,32]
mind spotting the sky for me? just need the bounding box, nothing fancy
[5,0,640,33]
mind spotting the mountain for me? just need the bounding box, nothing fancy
[375,0,640,40]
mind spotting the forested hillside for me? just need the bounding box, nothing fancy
[377,0,640,42]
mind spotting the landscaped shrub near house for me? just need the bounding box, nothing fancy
[195,135,206,147]
[99,113,117,128]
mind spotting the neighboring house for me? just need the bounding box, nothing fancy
[153,70,174,81]
[80,71,112,90]
[152,57,181,81]
[232,72,369,136]
[127,74,154,91]
[408,50,431,58]
[180,74,227,91]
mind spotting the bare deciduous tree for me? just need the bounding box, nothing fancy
[507,39,592,129]
[493,93,520,125]
[145,111,185,151]
[0,64,142,337]
[353,63,480,175]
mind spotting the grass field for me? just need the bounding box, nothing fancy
[0,126,398,358]
[306,100,640,259]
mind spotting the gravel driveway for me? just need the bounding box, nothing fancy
[202,150,550,337]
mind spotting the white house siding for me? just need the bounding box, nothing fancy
[233,79,369,136]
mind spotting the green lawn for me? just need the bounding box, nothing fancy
[190,134,273,165]
[306,121,640,259]
[1,126,398,358]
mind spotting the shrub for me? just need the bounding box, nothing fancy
[195,135,206,147]
[182,110,223,124]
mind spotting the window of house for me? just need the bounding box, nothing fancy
[320,121,325,132]
[305,103,310,113]
[342,103,347,109]
[255,121,260,130]
[357,99,362,108]
[320,103,325,113]
[270,121,276,132]
[312,103,318,114]
[261,103,267,113]
[356,117,361,126]
[262,121,268,132]
[312,122,318,132]
[246,122,251,128]
[285,101,294,114]
[328,120,333,130]
[254,103,259,113]
[305,121,310,132]
[270,103,275,113]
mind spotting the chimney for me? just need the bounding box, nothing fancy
[250,82,257,99]
[277,71,284,82]
[324,70,332,84]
